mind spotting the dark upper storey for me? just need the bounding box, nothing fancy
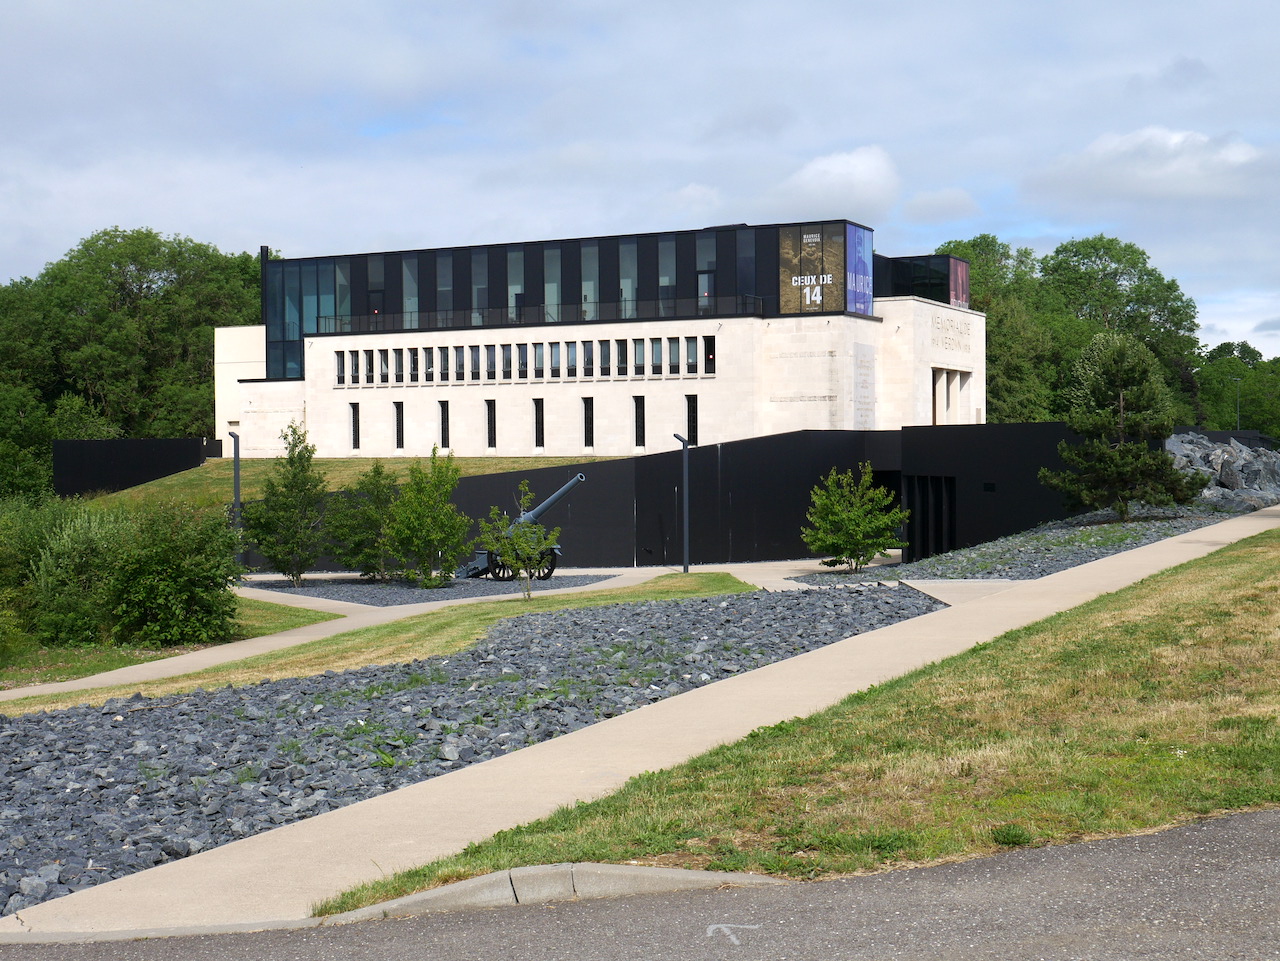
[261,220,968,379]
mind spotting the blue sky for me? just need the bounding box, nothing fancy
[2,0,1277,350]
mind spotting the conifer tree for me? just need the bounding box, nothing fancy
[1040,331,1201,519]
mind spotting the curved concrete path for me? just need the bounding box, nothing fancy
[2,507,1276,942]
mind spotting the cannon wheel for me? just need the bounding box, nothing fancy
[534,550,557,581]
[489,557,516,581]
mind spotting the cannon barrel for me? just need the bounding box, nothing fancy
[514,472,586,528]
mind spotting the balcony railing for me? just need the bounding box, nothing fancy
[316,294,764,335]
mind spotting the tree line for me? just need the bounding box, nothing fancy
[939,233,1273,435]
[0,227,260,496]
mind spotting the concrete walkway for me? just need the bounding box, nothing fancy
[2,507,1276,941]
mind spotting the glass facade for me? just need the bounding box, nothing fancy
[259,221,969,379]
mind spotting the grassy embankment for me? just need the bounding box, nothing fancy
[314,526,1280,916]
[0,572,751,715]
[94,455,616,511]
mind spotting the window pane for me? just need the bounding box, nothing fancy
[619,239,637,319]
[508,249,524,322]
[471,250,488,326]
[403,257,419,327]
[581,240,599,322]
[544,247,561,323]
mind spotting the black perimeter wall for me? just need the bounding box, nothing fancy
[54,439,221,497]
[451,424,1076,568]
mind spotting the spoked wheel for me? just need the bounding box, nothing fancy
[534,549,558,581]
[489,556,516,581]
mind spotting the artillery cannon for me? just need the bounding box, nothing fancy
[456,473,586,580]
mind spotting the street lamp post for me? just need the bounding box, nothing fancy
[228,431,243,567]
[673,433,690,574]
[1234,378,1242,431]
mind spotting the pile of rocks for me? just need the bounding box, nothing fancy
[1167,432,1280,512]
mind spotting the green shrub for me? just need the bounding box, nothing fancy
[20,500,241,648]
[29,507,130,645]
[109,502,242,647]
[0,588,34,668]
[0,495,75,592]
[801,462,909,574]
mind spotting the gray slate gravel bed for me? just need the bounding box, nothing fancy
[0,583,942,916]
[793,505,1236,585]
[250,574,611,606]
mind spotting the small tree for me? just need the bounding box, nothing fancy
[801,462,909,574]
[327,461,398,580]
[384,449,472,586]
[477,480,560,599]
[1040,331,1201,519]
[242,423,328,586]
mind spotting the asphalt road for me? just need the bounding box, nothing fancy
[3,810,1276,961]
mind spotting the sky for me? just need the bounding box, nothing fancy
[2,0,1277,351]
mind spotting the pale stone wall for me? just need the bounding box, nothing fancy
[215,298,986,458]
[213,326,267,451]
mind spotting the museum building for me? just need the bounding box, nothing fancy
[214,219,985,458]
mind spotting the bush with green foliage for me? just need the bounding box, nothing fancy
[1040,331,1202,520]
[383,449,473,587]
[19,500,242,649]
[801,462,909,574]
[477,480,560,599]
[327,461,399,580]
[29,507,131,646]
[109,502,242,647]
[242,423,328,586]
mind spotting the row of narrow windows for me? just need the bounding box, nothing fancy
[335,336,716,387]
[350,395,698,451]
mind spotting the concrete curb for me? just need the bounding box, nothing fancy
[0,865,786,944]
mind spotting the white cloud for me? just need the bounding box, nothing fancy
[902,188,980,224]
[764,148,902,225]
[1033,126,1266,202]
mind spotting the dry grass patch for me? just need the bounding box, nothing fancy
[0,573,751,716]
[316,527,1280,916]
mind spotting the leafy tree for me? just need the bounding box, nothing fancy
[0,227,259,492]
[327,461,399,580]
[1040,235,1201,421]
[242,424,328,586]
[477,480,560,599]
[937,234,1087,422]
[383,450,473,587]
[801,462,909,574]
[1040,331,1201,520]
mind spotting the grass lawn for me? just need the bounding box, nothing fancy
[92,455,617,511]
[313,527,1280,916]
[0,596,339,692]
[0,572,751,715]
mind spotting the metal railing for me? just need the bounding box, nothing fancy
[316,294,764,335]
